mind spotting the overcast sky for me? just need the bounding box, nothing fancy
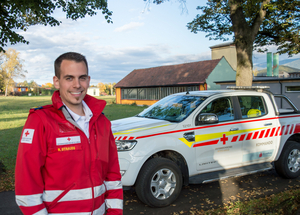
[7,0,300,86]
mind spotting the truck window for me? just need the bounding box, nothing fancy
[238,96,266,118]
[137,95,207,122]
[200,97,234,122]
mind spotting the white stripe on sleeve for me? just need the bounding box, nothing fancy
[16,193,43,207]
[104,181,122,190]
[105,199,123,210]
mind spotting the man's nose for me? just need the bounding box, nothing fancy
[73,78,81,88]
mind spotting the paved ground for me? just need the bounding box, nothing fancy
[1,169,299,215]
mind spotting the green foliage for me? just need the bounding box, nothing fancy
[0,0,112,51]
[187,0,300,57]
[0,48,26,96]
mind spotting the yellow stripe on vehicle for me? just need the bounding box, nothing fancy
[179,127,268,148]
[113,124,171,135]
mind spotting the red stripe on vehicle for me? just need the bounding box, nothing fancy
[253,131,259,139]
[269,127,276,137]
[118,136,122,140]
[134,115,300,140]
[280,126,285,136]
[129,137,135,140]
[285,125,290,135]
[275,126,280,136]
[259,130,265,139]
[264,129,271,138]
[123,136,128,140]
[246,133,252,140]
[193,140,219,148]
[294,124,300,133]
[239,134,246,141]
[231,136,238,142]
[114,137,117,140]
[290,124,294,134]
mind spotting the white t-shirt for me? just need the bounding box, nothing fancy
[64,101,93,138]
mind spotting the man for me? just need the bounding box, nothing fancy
[15,52,123,215]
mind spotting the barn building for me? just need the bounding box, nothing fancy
[115,57,236,105]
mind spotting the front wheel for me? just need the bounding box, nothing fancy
[274,141,300,179]
[135,157,183,207]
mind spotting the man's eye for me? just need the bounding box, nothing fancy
[80,77,87,81]
[66,77,72,81]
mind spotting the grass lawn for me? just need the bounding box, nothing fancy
[0,95,145,191]
[1,95,299,214]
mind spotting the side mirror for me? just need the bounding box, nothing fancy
[197,113,219,125]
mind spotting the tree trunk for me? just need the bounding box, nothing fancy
[229,0,269,87]
[235,39,253,86]
[5,84,8,96]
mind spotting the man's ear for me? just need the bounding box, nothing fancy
[53,76,60,89]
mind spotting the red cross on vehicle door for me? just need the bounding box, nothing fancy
[192,96,243,172]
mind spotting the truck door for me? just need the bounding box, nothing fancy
[192,96,242,172]
[237,95,279,164]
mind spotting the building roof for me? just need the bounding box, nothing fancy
[215,76,300,84]
[115,59,222,88]
[210,42,235,49]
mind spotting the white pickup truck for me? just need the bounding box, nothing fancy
[111,86,300,207]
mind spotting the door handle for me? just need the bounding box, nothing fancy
[230,128,239,131]
[264,123,272,126]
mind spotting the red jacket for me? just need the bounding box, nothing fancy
[15,91,123,215]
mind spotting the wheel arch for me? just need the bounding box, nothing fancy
[136,150,189,186]
[276,133,300,161]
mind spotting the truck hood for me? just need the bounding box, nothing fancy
[111,116,173,135]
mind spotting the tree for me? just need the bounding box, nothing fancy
[97,82,107,94]
[187,0,300,86]
[0,0,112,52]
[148,0,300,86]
[0,48,27,96]
[17,80,29,87]
[42,82,54,89]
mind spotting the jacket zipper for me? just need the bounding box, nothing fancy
[88,138,95,215]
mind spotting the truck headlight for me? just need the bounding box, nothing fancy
[116,140,137,151]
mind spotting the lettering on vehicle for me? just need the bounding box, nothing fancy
[183,124,192,128]
[215,146,232,152]
[256,141,273,147]
[199,161,217,166]
[242,149,274,162]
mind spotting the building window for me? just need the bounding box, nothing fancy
[121,86,199,100]
[286,86,300,92]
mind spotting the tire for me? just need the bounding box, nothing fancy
[274,141,300,179]
[135,157,183,207]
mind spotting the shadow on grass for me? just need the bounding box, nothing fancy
[0,117,28,123]
[0,126,23,192]
[0,126,23,171]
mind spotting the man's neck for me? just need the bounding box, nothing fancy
[64,103,85,116]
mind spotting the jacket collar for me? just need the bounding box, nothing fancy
[52,90,106,117]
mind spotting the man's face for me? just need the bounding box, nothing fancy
[53,60,90,110]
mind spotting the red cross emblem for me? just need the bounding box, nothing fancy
[220,134,228,145]
[25,131,30,137]
[67,137,71,141]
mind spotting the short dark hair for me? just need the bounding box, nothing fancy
[54,52,88,78]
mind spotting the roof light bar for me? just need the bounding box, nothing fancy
[227,86,270,92]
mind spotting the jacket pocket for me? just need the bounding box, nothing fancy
[46,182,76,210]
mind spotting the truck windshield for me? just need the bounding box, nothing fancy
[137,95,207,122]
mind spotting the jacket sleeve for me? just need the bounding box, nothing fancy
[104,128,123,215]
[15,111,48,215]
